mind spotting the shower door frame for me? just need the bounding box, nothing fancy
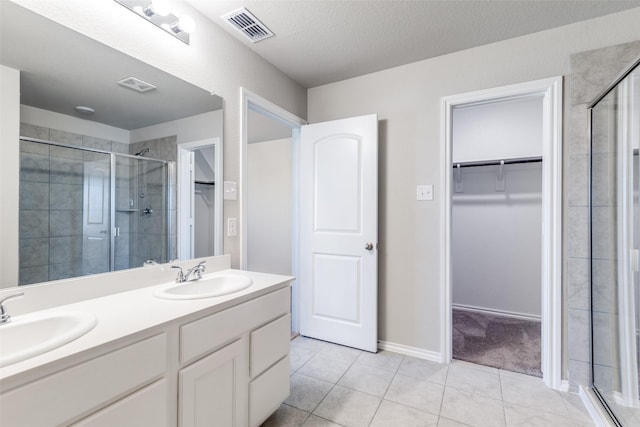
[588,56,640,417]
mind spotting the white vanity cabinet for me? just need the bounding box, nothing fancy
[177,286,291,427]
[0,334,169,427]
[0,278,292,427]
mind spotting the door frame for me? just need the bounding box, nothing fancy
[441,76,564,390]
[177,137,223,260]
[240,87,306,330]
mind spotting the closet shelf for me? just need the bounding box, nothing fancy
[452,156,542,168]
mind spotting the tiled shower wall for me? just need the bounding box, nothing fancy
[18,123,129,285]
[18,124,177,284]
[566,41,640,390]
[129,136,177,267]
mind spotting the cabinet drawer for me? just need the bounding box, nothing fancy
[250,314,291,378]
[72,379,168,427]
[0,334,167,427]
[181,287,290,364]
[249,355,290,427]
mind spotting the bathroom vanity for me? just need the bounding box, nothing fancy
[0,255,293,427]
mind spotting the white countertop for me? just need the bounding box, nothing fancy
[0,268,293,386]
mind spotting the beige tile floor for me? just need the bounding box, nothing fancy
[262,336,595,427]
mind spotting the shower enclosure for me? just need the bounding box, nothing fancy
[589,57,640,426]
[19,138,176,285]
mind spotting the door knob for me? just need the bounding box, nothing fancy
[365,242,374,251]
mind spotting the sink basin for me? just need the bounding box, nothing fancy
[0,311,98,367]
[154,273,253,300]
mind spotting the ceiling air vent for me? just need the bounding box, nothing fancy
[222,7,274,43]
[117,77,157,93]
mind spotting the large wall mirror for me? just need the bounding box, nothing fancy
[0,2,224,288]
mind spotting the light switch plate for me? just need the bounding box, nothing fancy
[416,184,433,201]
[223,181,237,200]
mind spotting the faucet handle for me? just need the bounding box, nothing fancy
[0,292,24,324]
[171,265,185,283]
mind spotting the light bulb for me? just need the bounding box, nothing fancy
[177,15,196,34]
[151,0,171,17]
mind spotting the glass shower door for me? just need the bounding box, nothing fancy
[113,155,174,269]
[590,60,640,426]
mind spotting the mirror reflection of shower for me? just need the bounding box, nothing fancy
[18,138,176,285]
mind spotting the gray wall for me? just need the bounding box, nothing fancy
[308,8,640,382]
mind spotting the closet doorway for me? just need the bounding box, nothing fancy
[177,138,223,259]
[451,97,544,377]
[441,77,563,389]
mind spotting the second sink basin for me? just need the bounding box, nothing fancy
[154,273,253,300]
[0,311,98,368]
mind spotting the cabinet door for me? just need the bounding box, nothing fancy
[179,339,247,427]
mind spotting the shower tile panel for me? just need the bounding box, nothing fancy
[19,181,50,210]
[49,183,83,211]
[49,236,82,264]
[591,206,617,261]
[566,207,589,259]
[569,41,640,105]
[591,154,617,207]
[49,210,83,237]
[592,311,618,369]
[20,123,50,141]
[19,265,49,285]
[567,258,589,311]
[49,129,83,147]
[567,154,589,207]
[19,238,50,268]
[20,152,50,182]
[19,210,49,238]
[567,309,590,363]
[591,259,617,314]
[82,136,112,151]
[49,261,83,281]
[49,156,84,185]
[569,105,589,155]
[111,142,129,154]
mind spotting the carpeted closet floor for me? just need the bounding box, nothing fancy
[452,309,542,377]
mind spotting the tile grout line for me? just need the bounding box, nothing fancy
[366,354,406,426]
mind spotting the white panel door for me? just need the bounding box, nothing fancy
[82,158,111,275]
[299,114,378,352]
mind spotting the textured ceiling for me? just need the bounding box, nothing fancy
[187,0,640,88]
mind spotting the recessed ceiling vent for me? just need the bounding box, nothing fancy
[222,7,274,43]
[117,77,157,93]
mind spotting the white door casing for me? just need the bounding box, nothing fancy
[299,114,378,352]
[441,76,563,390]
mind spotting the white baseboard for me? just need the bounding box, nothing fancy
[579,386,615,427]
[452,303,542,322]
[378,340,442,363]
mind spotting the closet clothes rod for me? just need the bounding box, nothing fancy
[452,156,542,168]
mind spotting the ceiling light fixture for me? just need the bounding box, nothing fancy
[114,0,195,44]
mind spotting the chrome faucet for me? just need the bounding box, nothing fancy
[0,292,24,325]
[171,261,206,283]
